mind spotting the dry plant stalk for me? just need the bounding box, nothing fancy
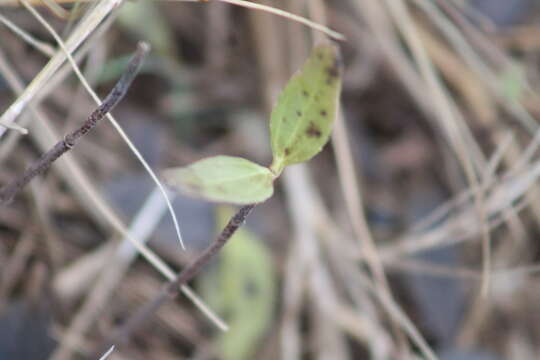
[0,42,148,204]
[96,204,256,352]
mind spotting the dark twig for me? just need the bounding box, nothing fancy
[0,42,149,204]
[97,204,256,352]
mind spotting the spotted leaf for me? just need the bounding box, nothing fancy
[270,44,342,174]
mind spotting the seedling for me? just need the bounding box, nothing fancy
[163,43,342,204]
[107,44,343,347]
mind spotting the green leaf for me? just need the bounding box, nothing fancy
[199,206,276,360]
[270,44,343,174]
[163,156,274,204]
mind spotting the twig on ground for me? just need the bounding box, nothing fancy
[97,204,255,352]
[0,42,148,204]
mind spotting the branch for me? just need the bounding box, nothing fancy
[0,42,149,204]
[97,204,256,351]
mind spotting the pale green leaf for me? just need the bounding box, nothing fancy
[163,156,274,204]
[198,206,276,360]
[270,44,342,173]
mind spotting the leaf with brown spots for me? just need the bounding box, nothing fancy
[269,44,342,174]
[163,156,274,204]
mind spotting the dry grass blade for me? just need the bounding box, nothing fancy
[214,0,344,41]
[0,0,122,134]
[98,346,115,360]
[0,13,55,56]
[415,0,538,134]
[0,117,28,133]
[332,112,437,359]
[381,159,540,260]
[282,166,350,360]
[383,0,493,302]
[308,0,433,356]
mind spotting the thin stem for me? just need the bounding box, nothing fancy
[0,42,148,204]
[100,204,255,349]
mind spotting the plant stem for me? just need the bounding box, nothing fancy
[0,42,148,204]
[103,204,256,348]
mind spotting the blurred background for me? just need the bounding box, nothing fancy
[1,0,540,359]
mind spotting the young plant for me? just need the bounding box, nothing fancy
[163,43,342,204]
[106,44,343,347]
